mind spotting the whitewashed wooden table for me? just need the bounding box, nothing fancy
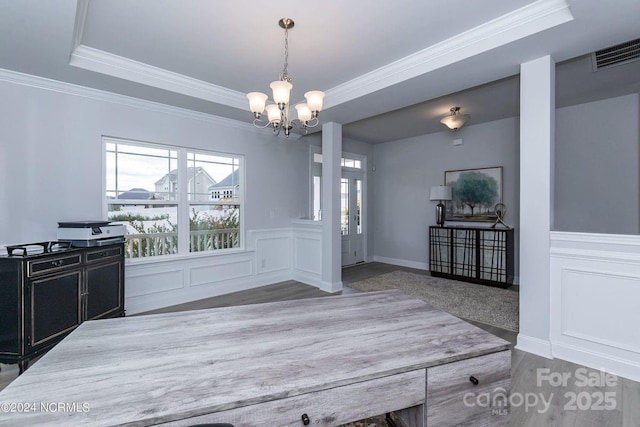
[0,290,511,426]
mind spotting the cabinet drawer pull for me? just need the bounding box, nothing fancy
[301,413,310,425]
[51,260,64,267]
[469,375,479,385]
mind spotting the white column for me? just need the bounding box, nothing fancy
[517,55,555,358]
[321,122,343,292]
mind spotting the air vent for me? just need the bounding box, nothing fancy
[592,38,640,71]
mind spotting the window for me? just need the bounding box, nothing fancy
[341,178,349,235]
[105,138,243,260]
[310,147,365,222]
[312,153,363,169]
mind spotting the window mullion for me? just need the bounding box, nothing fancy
[177,148,189,255]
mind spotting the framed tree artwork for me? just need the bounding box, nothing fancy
[444,166,502,222]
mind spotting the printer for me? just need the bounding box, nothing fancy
[57,221,126,247]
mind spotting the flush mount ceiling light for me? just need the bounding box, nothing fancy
[246,18,325,138]
[440,107,470,131]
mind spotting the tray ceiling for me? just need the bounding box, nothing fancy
[0,0,639,142]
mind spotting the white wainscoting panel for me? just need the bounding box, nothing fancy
[550,231,640,382]
[189,258,253,287]
[126,267,185,298]
[291,220,323,288]
[252,230,291,275]
[125,228,293,314]
[561,268,640,354]
[295,237,322,274]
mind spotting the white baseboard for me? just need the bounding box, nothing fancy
[317,280,343,293]
[293,270,343,294]
[292,270,322,289]
[372,255,429,271]
[551,342,640,383]
[516,334,553,359]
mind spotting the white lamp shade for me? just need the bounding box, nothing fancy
[440,114,469,130]
[440,108,470,130]
[270,80,293,105]
[429,186,452,201]
[304,90,325,112]
[295,103,312,122]
[246,92,268,114]
[265,104,281,123]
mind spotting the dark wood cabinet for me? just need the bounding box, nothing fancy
[0,243,124,372]
[29,269,83,347]
[429,226,514,288]
[84,246,124,320]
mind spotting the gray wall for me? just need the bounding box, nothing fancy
[372,117,520,277]
[0,80,309,244]
[369,92,640,285]
[554,93,640,234]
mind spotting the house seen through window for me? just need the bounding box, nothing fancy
[105,138,242,259]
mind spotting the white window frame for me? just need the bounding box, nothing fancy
[103,136,245,263]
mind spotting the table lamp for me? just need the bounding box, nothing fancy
[429,185,452,226]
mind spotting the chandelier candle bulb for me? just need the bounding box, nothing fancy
[304,90,325,114]
[270,80,292,106]
[247,92,268,117]
[266,104,281,124]
[295,103,312,122]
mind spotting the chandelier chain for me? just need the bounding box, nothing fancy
[281,27,290,82]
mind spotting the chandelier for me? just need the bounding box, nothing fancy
[246,18,325,137]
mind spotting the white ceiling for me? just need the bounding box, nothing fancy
[0,0,639,143]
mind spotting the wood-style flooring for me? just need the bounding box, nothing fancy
[1,262,637,426]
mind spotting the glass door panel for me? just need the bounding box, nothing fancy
[341,178,349,236]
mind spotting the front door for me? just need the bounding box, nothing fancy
[341,172,364,266]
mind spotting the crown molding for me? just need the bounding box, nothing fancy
[69,44,248,111]
[324,0,573,109]
[70,0,90,52]
[68,0,243,114]
[0,67,301,140]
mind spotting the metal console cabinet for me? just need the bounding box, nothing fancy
[429,226,514,288]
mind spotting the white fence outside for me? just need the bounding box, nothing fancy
[124,228,239,258]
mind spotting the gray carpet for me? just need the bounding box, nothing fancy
[349,270,519,332]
